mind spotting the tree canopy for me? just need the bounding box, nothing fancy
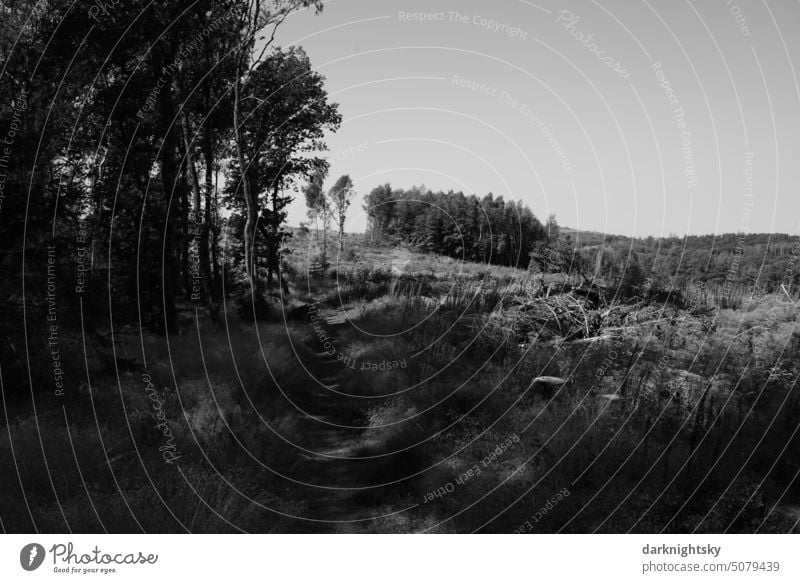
[363,184,546,268]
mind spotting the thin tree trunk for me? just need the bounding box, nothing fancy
[275,184,290,295]
[89,147,107,272]
[181,110,207,304]
[233,64,257,287]
[260,222,274,284]
[267,182,281,284]
[201,121,214,303]
[157,80,180,335]
[181,112,202,219]
[321,210,328,267]
[178,162,191,299]
[211,165,221,294]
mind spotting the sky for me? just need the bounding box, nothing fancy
[271,0,800,237]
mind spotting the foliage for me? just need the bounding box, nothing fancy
[329,174,355,251]
[567,229,800,304]
[363,185,546,268]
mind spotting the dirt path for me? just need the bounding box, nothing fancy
[279,308,421,532]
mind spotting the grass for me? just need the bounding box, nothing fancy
[3,236,800,532]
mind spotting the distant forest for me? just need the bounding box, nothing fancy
[567,230,800,297]
[363,184,550,267]
[363,185,799,300]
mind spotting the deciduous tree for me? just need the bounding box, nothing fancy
[329,174,354,252]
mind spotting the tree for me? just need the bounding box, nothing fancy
[304,166,327,243]
[227,46,340,286]
[176,2,240,316]
[363,183,394,242]
[328,174,354,251]
[0,0,343,370]
[304,166,333,269]
[546,213,560,243]
[230,0,325,287]
[2,0,235,334]
[362,184,546,266]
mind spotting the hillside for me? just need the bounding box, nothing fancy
[563,227,799,296]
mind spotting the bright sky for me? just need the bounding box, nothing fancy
[273,0,800,237]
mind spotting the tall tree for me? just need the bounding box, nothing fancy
[328,174,354,252]
[304,165,328,249]
[226,46,340,285]
[176,2,240,317]
[363,183,394,243]
[230,0,324,287]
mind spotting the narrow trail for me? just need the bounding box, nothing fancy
[279,306,422,532]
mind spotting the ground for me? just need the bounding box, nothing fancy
[2,233,799,533]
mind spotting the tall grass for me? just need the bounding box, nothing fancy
[5,238,799,533]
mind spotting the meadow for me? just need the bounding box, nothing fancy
[2,230,799,533]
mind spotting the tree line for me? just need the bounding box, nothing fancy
[561,230,800,298]
[521,227,800,309]
[359,181,799,303]
[363,184,550,268]
[1,0,337,336]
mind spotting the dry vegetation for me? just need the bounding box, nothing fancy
[2,231,799,533]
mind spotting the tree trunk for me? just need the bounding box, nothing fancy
[156,80,180,335]
[268,182,286,285]
[211,165,221,294]
[88,147,107,272]
[179,161,191,299]
[233,65,257,287]
[321,210,328,267]
[200,120,215,304]
[181,110,215,308]
[181,111,205,302]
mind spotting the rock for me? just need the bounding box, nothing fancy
[530,376,569,399]
[532,376,568,387]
